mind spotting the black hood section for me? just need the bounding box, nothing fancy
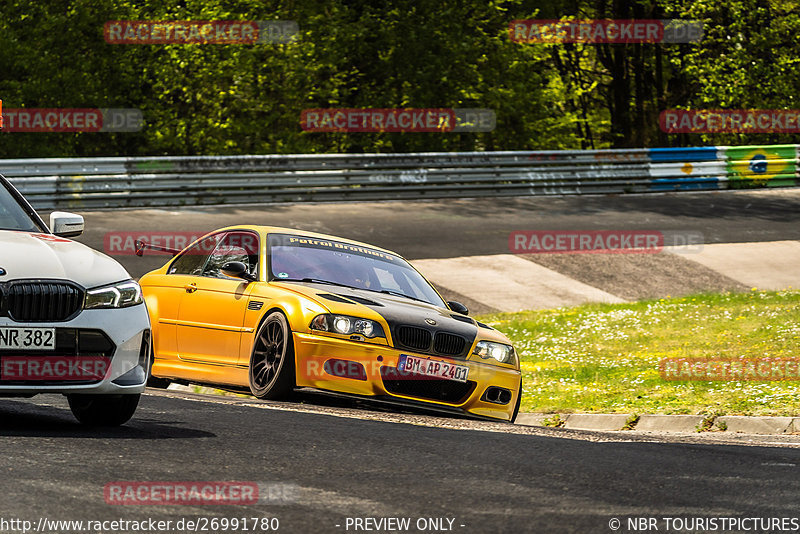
[317,287,478,359]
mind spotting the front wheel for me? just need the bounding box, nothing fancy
[249,312,296,400]
[67,394,140,426]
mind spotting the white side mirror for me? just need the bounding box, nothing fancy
[50,211,85,238]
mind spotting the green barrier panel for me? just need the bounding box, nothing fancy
[725,145,798,188]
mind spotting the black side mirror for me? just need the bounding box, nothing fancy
[221,261,256,282]
[448,301,469,315]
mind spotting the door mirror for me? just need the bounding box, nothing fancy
[221,261,256,282]
[448,301,469,315]
[50,211,84,238]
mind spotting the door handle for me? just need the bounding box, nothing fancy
[184,283,197,293]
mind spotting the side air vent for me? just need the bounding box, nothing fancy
[342,295,383,307]
[248,301,264,311]
[450,314,475,325]
[317,293,355,304]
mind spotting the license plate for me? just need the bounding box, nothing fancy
[0,327,56,351]
[397,354,469,382]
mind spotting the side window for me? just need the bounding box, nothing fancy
[202,231,260,279]
[167,234,222,276]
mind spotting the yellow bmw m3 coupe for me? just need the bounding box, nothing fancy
[138,226,522,422]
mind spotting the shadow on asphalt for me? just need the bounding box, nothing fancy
[0,399,215,439]
[432,191,800,223]
[290,388,480,421]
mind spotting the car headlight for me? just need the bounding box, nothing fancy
[84,280,143,309]
[310,314,385,339]
[473,340,516,364]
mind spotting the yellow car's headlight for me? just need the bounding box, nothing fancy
[84,280,143,309]
[310,314,385,339]
[473,340,516,364]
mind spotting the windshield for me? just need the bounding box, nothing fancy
[268,233,445,307]
[0,180,43,232]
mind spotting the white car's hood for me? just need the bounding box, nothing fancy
[0,230,129,288]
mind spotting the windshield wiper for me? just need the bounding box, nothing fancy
[278,278,362,290]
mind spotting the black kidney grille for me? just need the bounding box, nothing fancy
[433,332,466,356]
[4,282,84,322]
[396,326,432,351]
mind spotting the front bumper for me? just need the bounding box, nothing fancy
[0,304,150,395]
[293,332,521,422]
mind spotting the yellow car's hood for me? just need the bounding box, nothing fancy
[272,280,499,356]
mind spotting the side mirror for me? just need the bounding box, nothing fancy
[448,301,469,315]
[50,211,84,238]
[221,261,256,282]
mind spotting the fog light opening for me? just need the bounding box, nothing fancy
[482,386,512,405]
[323,359,367,381]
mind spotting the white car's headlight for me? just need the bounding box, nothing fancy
[310,314,385,339]
[84,280,143,309]
[473,340,516,364]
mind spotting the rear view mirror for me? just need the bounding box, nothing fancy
[448,301,469,315]
[222,261,256,282]
[50,211,84,238]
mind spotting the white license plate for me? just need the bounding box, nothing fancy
[0,327,56,351]
[398,354,469,382]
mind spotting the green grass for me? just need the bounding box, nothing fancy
[478,289,800,416]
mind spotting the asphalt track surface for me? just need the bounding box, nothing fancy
[8,189,800,533]
[70,188,800,278]
[5,390,800,534]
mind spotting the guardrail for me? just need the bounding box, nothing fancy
[2,144,797,210]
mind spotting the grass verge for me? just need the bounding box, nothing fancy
[479,289,800,416]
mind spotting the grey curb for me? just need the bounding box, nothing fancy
[516,413,800,434]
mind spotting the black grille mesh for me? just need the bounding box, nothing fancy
[433,332,466,356]
[3,282,84,322]
[396,326,432,351]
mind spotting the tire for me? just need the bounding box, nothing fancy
[249,311,296,400]
[67,394,140,426]
[146,341,171,389]
[509,379,522,424]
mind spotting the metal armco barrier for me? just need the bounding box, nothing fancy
[2,144,797,210]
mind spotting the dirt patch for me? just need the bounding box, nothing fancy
[520,252,749,301]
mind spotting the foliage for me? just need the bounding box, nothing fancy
[1,0,799,156]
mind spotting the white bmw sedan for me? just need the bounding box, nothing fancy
[0,175,149,425]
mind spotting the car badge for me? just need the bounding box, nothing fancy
[0,267,6,276]
[425,318,436,326]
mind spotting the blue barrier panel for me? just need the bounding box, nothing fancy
[650,177,721,192]
[648,147,719,162]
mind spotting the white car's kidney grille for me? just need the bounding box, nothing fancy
[2,281,84,322]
